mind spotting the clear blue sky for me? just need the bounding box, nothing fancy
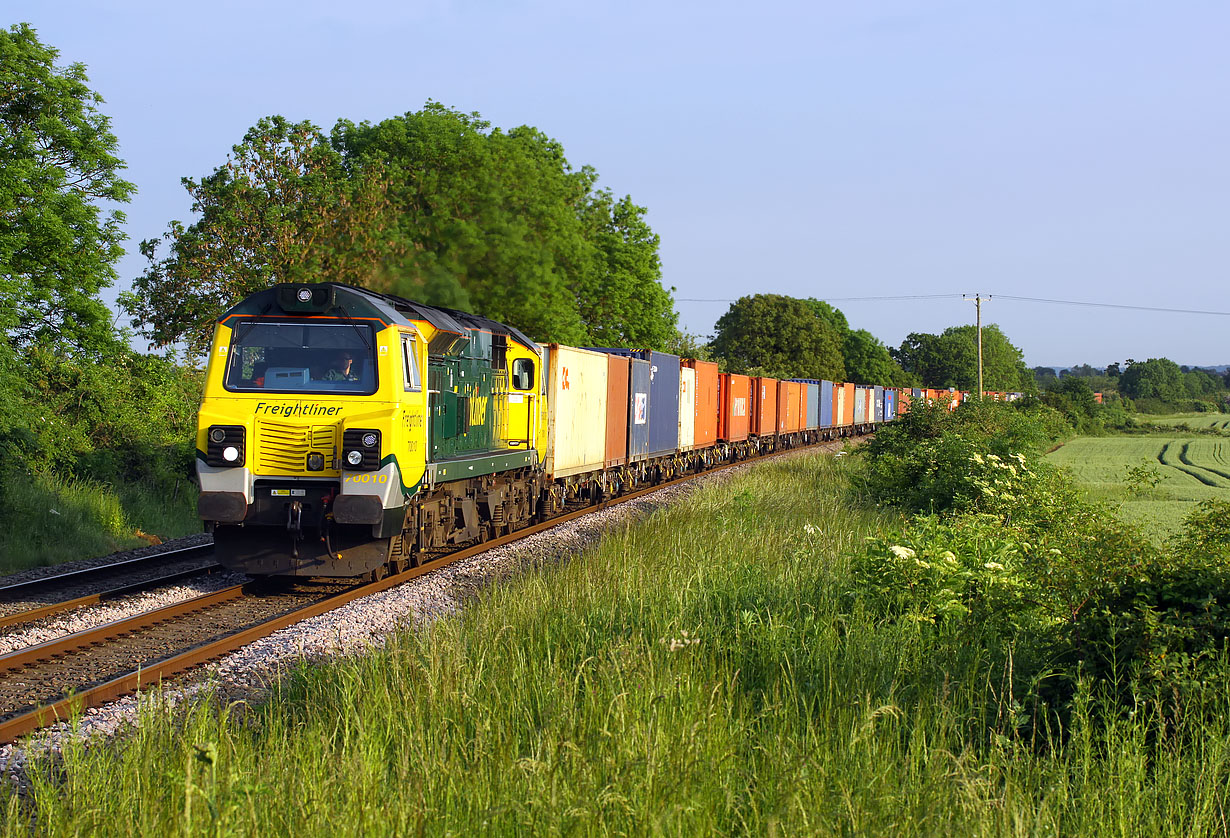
[10,1,1229,367]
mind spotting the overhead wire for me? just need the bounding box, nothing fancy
[675,292,1230,317]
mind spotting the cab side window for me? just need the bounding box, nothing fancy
[511,358,534,391]
[402,335,422,391]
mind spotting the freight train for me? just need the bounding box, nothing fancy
[194,283,978,578]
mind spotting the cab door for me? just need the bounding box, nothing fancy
[505,356,537,450]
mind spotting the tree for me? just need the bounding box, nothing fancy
[892,324,1031,392]
[0,23,134,351]
[574,191,677,348]
[710,294,845,380]
[842,328,914,386]
[127,103,676,353]
[1118,358,1184,401]
[125,117,401,356]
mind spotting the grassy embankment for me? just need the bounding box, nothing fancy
[6,447,1230,835]
[1047,431,1230,540]
[0,474,200,576]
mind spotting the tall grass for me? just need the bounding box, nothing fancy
[5,453,1230,835]
[0,470,200,575]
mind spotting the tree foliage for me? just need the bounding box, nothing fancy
[0,23,134,351]
[892,324,1032,392]
[710,294,845,380]
[128,103,676,355]
[1118,358,1184,401]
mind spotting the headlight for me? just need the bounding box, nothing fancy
[205,425,245,468]
[341,429,380,470]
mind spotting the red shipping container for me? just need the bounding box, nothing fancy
[605,353,629,467]
[687,359,719,449]
[751,377,777,435]
[719,373,751,442]
[898,389,911,416]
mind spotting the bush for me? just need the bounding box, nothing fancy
[0,343,203,570]
[850,403,1230,727]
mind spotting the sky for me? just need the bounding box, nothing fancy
[10,0,1230,368]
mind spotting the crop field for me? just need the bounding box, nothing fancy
[1047,436,1230,537]
[1143,413,1230,431]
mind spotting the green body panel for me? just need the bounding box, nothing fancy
[428,354,508,460]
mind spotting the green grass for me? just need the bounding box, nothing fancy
[1047,436,1230,540]
[6,453,1230,835]
[0,470,201,576]
[1143,413,1230,432]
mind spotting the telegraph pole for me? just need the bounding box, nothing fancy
[963,294,991,400]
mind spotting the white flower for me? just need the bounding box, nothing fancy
[803,523,821,536]
[971,453,984,465]
[914,558,931,569]
[940,551,957,563]
[984,562,1004,571]
[889,545,916,560]
[1013,453,1027,464]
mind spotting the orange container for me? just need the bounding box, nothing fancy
[751,377,777,435]
[719,373,751,442]
[898,390,911,415]
[777,381,795,432]
[604,354,629,467]
[687,360,719,449]
[841,383,856,426]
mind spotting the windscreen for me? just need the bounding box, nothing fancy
[224,321,377,394]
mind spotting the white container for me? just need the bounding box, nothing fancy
[678,366,696,451]
[544,344,608,478]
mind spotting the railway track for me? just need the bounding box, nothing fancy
[0,437,864,744]
[0,544,222,630]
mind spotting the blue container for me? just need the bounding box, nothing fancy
[628,358,651,461]
[912,388,924,400]
[820,381,834,428]
[643,351,680,455]
[874,386,885,423]
[885,389,896,420]
[590,348,679,457]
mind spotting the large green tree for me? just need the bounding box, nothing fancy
[129,103,676,355]
[893,324,1032,392]
[710,294,845,380]
[0,23,134,351]
[1118,358,1184,401]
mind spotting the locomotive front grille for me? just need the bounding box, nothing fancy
[256,421,338,474]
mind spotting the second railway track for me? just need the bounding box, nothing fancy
[0,544,222,630]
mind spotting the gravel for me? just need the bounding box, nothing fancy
[0,442,856,789]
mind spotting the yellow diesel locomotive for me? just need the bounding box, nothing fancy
[196,283,546,577]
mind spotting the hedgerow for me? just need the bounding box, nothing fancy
[852,399,1230,731]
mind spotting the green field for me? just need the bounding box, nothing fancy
[1143,413,1230,431]
[1047,436,1230,538]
